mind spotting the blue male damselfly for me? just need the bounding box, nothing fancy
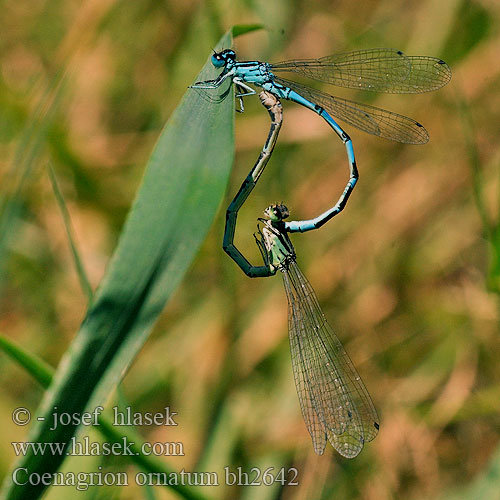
[193,48,450,231]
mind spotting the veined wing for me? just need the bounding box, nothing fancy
[271,48,451,93]
[282,261,379,458]
[285,269,328,454]
[276,77,429,144]
[192,85,232,104]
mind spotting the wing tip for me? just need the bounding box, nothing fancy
[408,122,429,145]
[436,59,452,86]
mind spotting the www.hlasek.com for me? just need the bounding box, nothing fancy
[12,467,299,491]
[12,436,184,458]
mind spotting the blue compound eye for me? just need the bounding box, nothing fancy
[211,54,225,68]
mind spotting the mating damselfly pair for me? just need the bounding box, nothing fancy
[191,48,450,456]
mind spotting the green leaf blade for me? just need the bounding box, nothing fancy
[1,30,234,500]
[232,24,264,38]
[0,335,53,389]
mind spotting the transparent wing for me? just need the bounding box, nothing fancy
[282,261,379,458]
[276,77,429,144]
[271,48,451,93]
[191,85,232,104]
[286,274,328,454]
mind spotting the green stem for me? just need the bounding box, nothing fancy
[48,163,94,302]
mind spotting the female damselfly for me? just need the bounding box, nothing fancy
[255,202,379,457]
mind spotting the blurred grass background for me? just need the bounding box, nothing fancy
[1,0,499,499]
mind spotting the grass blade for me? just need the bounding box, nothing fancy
[232,24,264,37]
[0,29,234,500]
[0,335,214,500]
[48,163,94,303]
[0,335,53,389]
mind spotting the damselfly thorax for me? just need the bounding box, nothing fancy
[255,204,296,273]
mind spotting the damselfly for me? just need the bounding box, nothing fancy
[224,92,378,457]
[256,202,379,457]
[193,48,450,231]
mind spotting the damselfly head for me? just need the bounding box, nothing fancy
[211,49,236,68]
[264,203,289,221]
